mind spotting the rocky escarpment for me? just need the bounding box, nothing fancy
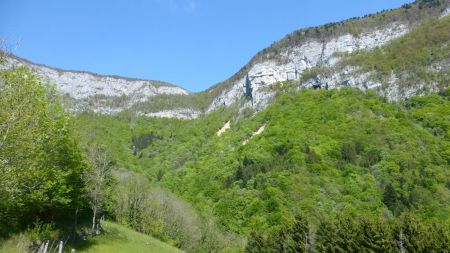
[206,1,450,114]
[301,6,450,101]
[4,55,190,115]
[206,23,409,113]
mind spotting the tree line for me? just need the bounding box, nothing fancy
[246,213,449,253]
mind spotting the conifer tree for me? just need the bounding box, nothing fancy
[332,214,363,252]
[315,219,338,253]
[394,213,428,252]
[290,214,310,253]
[270,227,292,253]
[426,222,450,252]
[245,230,268,253]
[359,216,395,252]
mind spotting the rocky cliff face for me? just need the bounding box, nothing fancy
[4,1,449,119]
[4,55,189,114]
[206,1,449,114]
[206,23,410,113]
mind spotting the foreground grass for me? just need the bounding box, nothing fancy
[0,221,184,253]
[73,221,184,253]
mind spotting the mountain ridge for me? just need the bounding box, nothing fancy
[4,0,450,118]
[5,53,187,87]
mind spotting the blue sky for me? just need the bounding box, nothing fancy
[0,0,412,92]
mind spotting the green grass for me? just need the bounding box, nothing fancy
[0,221,184,253]
[0,236,23,253]
[73,221,184,253]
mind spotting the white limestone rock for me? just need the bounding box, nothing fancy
[4,55,190,117]
[207,23,409,113]
[137,108,202,120]
[440,5,450,18]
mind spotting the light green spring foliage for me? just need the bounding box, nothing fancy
[164,88,449,233]
[75,87,450,238]
[0,66,87,236]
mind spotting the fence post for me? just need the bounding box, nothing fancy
[43,241,49,253]
[58,240,64,253]
[37,242,44,253]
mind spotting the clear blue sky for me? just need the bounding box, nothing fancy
[1,0,412,92]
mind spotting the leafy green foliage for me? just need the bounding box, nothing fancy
[76,87,450,245]
[0,66,87,236]
[158,88,448,234]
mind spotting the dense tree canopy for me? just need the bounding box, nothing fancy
[0,66,87,236]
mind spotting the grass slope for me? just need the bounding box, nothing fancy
[0,221,184,253]
[73,221,184,253]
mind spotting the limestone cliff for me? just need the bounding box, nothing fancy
[3,0,449,119]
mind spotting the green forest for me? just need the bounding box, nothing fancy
[74,87,450,252]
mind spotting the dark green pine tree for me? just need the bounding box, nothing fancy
[244,74,253,98]
[290,214,310,253]
[359,216,396,253]
[269,227,292,253]
[334,215,362,253]
[315,219,338,253]
[394,213,429,253]
[383,183,400,214]
[246,230,268,253]
[426,222,450,252]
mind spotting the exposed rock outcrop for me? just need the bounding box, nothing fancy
[4,55,190,116]
[207,23,409,113]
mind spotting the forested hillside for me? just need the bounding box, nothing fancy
[74,86,450,251]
